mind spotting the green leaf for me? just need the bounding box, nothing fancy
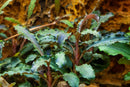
[69,35,76,43]
[38,35,56,43]
[20,43,33,56]
[76,64,95,80]
[31,56,65,73]
[87,32,130,50]
[28,0,37,19]
[55,51,66,68]
[24,73,40,81]
[126,33,130,36]
[118,57,130,65]
[0,63,31,76]
[31,56,48,72]
[0,33,7,38]
[4,17,20,24]
[55,0,60,15]
[81,29,101,37]
[60,20,74,28]
[99,43,130,60]
[124,72,130,81]
[25,54,37,63]
[0,0,13,14]
[14,25,43,56]
[63,72,79,87]
[0,40,4,59]
[0,57,21,71]
[58,33,71,45]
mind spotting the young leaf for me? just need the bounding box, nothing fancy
[78,14,99,32]
[0,0,13,14]
[76,64,95,80]
[4,17,20,24]
[28,0,37,19]
[14,25,43,56]
[99,43,130,60]
[63,72,79,87]
[124,72,130,81]
[60,20,74,28]
[55,51,66,68]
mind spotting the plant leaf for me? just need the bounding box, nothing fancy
[31,56,48,72]
[0,33,7,38]
[76,64,95,80]
[63,72,79,87]
[87,32,130,50]
[81,29,101,37]
[20,43,33,56]
[0,63,31,76]
[25,54,37,63]
[4,17,20,24]
[124,72,130,81]
[28,0,37,19]
[14,25,43,56]
[0,0,13,14]
[58,33,71,45]
[31,56,65,73]
[55,51,66,68]
[60,20,74,28]
[0,40,4,59]
[99,43,130,60]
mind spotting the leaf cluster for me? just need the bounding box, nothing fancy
[0,11,130,87]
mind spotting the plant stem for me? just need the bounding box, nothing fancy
[20,39,26,50]
[75,33,80,65]
[51,75,62,87]
[46,61,52,87]
[39,74,48,82]
[67,42,76,58]
[78,14,99,32]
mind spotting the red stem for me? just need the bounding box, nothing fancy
[46,62,52,87]
[75,33,80,65]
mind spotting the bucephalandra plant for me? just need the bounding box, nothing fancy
[0,11,130,87]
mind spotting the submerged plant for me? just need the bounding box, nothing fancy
[0,11,130,87]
